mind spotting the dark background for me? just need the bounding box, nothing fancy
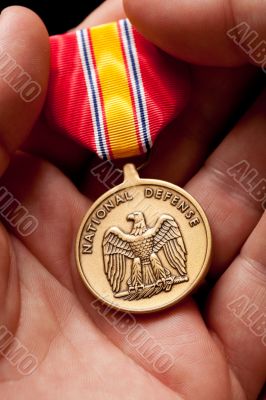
[0,0,104,34]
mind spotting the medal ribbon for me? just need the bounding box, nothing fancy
[45,19,190,160]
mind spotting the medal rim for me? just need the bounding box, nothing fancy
[76,171,212,314]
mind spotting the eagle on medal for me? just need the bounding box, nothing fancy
[102,212,189,300]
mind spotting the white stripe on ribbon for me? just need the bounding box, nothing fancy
[119,19,152,153]
[76,29,109,160]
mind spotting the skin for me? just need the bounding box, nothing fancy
[0,1,265,399]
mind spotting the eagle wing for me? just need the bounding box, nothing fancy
[151,215,187,276]
[103,227,134,293]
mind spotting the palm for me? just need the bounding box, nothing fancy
[0,5,265,400]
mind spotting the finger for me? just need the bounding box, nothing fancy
[74,0,125,30]
[0,6,49,176]
[206,211,266,399]
[124,0,266,66]
[184,89,266,278]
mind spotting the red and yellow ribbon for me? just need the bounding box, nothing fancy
[45,19,190,160]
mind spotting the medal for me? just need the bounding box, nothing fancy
[76,164,211,313]
[45,19,212,313]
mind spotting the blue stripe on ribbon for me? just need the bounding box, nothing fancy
[123,20,150,152]
[80,30,108,160]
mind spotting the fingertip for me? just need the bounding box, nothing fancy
[0,5,49,42]
[0,6,50,87]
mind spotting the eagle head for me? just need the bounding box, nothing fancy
[127,211,144,223]
[127,212,147,236]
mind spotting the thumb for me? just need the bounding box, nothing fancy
[0,6,49,176]
[123,0,266,66]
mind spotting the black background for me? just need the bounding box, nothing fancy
[0,0,103,34]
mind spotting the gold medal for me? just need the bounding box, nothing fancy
[76,164,212,313]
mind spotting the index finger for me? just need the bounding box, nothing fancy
[124,0,266,66]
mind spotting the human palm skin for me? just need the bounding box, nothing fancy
[0,3,265,400]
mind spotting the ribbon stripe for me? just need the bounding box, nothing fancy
[119,19,151,154]
[77,29,109,160]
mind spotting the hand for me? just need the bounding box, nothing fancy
[0,2,265,399]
